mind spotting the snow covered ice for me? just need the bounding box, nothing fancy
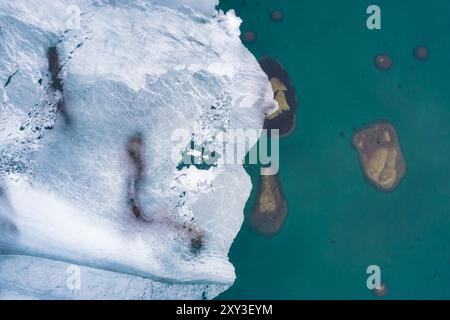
[0,0,274,299]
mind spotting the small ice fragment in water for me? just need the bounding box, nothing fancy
[258,57,298,137]
[242,30,257,43]
[374,54,393,71]
[413,46,429,61]
[373,283,388,297]
[271,10,284,22]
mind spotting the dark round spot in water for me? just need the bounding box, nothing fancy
[242,30,257,43]
[271,10,284,22]
[414,46,429,61]
[374,54,393,71]
[373,283,388,297]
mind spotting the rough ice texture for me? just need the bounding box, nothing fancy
[0,0,274,299]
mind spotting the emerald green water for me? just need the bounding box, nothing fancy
[218,0,450,299]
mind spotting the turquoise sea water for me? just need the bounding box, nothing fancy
[218,0,450,299]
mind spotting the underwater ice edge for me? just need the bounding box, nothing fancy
[0,0,277,299]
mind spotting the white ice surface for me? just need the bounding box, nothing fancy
[0,0,274,299]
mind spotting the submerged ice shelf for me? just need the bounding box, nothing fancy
[0,0,274,299]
